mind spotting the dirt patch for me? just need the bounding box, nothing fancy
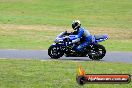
[0,24,70,31]
[0,24,131,39]
[89,27,132,39]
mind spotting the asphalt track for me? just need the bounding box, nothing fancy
[0,49,132,63]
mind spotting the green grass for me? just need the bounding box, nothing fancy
[0,0,132,29]
[100,39,132,51]
[0,59,132,88]
[0,25,132,51]
[0,24,131,51]
[0,0,131,51]
[0,2,131,88]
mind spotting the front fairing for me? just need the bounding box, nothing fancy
[69,35,78,40]
[57,31,67,38]
[54,31,68,43]
[54,37,63,43]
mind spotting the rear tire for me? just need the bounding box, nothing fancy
[48,45,64,59]
[88,44,106,60]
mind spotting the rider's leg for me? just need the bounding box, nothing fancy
[75,35,94,51]
[76,42,89,51]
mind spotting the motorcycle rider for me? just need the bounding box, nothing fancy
[71,20,94,51]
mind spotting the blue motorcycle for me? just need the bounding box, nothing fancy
[48,31,108,60]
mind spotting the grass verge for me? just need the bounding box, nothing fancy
[0,0,132,29]
[0,59,132,88]
[0,0,132,51]
[0,24,132,51]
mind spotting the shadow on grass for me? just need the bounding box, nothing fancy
[48,57,105,62]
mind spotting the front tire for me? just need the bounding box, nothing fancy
[48,45,64,59]
[88,44,106,60]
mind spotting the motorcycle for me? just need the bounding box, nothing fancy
[48,31,108,60]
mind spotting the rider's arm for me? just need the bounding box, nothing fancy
[72,28,84,43]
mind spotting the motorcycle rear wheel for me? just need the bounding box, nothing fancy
[88,44,106,60]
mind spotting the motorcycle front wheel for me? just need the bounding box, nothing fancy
[48,45,64,59]
[88,44,106,60]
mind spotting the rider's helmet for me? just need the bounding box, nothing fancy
[72,20,81,30]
